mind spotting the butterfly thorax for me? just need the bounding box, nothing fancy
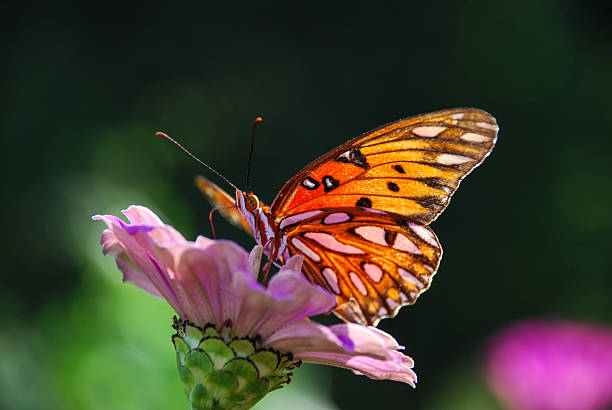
[235,190,285,261]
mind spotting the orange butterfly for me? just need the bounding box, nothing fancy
[195,108,498,326]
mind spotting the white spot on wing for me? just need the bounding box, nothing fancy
[322,267,340,294]
[408,223,439,247]
[349,272,367,295]
[363,263,383,282]
[337,150,350,161]
[323,212,351,225]
[304,232,365,254]
[386,297,399,311]
[436,153,474,165]
[291,238,321,262]
[302,178,317,189]
[451,113,465,119]
[279,210,322,230]
[355,226,387,246]
[461,132,490,143]
[412,126,446,137]
[477,121,499,131]
[399,268,424,289]
[393,233,421,254]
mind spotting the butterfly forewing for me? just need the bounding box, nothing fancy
[270,108,498,224]
[195,175,254,235]
[282,208,442,326]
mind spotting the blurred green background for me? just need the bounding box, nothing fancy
[2,1,611,409]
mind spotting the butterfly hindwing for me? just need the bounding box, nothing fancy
[281,208,442,326]
[270,108,498,224]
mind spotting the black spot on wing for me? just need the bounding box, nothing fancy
[351,148,369,169]
[417,177,454,191]
[334,152,350,164]
[384,230,397,245]
[392,164,406,174]
[387,182,399,192]
[356,197,372,208]
[334,148,370,169]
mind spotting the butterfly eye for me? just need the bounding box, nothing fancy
[245,193,260,212]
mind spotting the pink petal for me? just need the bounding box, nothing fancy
[121,205,165,226]
[233,255,336,338]
[99,229,123,256]
[169,242,253,325]
[93,213,186,315]
[94,207,336,332]
[247,245,263,280]
[265,321,417,386]
[115,255,164,298]
[122,205,187,246]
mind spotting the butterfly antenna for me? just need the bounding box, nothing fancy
[156,131,238,191]
[245,117,263,192]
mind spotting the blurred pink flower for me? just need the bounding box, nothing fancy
[485,319,612,410]
[93,205,417,385]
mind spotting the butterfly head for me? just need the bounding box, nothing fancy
[235,190,261,215]
[244,192,260,212]
[235,189,269,245]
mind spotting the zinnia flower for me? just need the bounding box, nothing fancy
[485,319,612,410]
[94,205,416,409]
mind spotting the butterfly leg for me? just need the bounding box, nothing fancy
[261,241,281,286]
[208,205,237,239]
[262,260,273,286]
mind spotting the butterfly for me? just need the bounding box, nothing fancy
[195,108,498,326]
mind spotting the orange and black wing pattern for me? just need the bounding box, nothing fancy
[270,108,498,225]
[272,108,498,325]
[280,208,442,326]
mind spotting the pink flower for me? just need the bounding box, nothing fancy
[485,319,612,410]
[93,205,417,386]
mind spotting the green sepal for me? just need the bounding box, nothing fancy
[184,323,204,349]
[206,370,238,402]
[172,318,301,410]
[199,338,235,368]
[249,350,279,377]
[185,350,213,381]
[173,335,190,364]
[203,325,221,338]
[229,339,256,357]
[223,358,259,388]
[189,383,212,410]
